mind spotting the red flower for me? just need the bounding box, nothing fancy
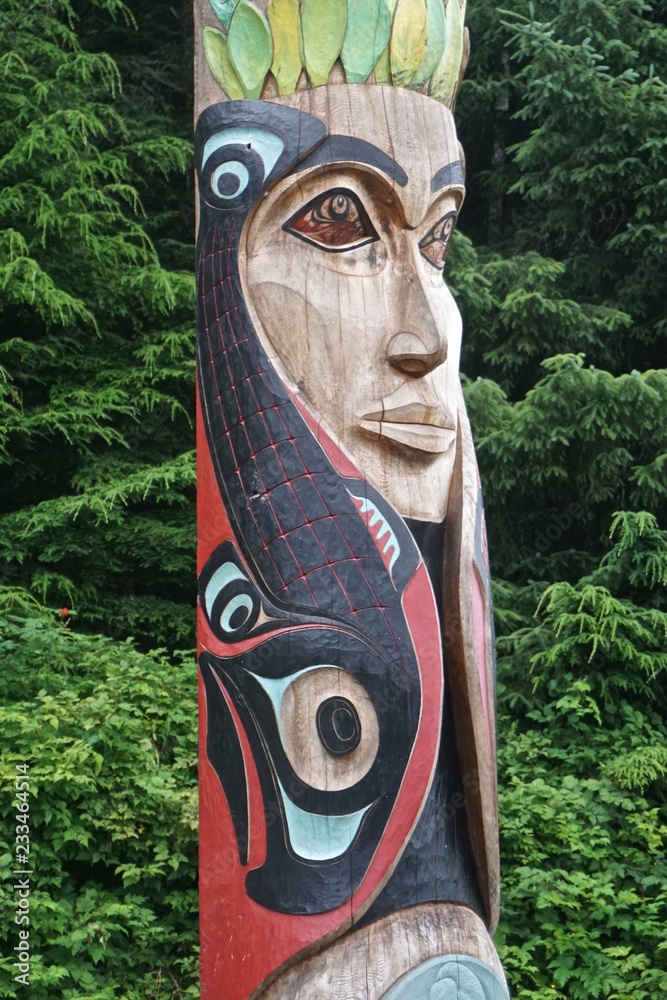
[59,607,70,617]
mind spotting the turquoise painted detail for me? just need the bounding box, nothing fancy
[201,126,284,178]
[275,775,370,860]
[251,665,371,860]
[210,0,237,29]
[211,161,250,198]
[204,561,246,617]
[249,663,341,739]
[381,955,509,1000]
[219,591,254,628]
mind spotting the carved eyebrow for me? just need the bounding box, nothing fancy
[294,135,408,187]
[431,160,466,193]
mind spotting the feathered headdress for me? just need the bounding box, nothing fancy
[203,0,468,107]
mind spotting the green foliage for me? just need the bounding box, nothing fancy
[0,0,196,648]
[0,606,198,998]
[457,0,667,376]
[0,5,198,995]
[493,518,667,997]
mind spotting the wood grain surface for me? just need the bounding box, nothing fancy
[255,903,508,999]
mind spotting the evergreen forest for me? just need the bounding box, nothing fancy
[1,1,666,997]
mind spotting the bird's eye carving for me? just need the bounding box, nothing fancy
[284,188,378,252]
[203,560,260,640]
[210,161,250,200]
[419,211,457,269]
[316,697,362,755]
[276,666,379,791]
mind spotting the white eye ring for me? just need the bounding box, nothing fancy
[202,126,284,174]
[220,593,254,633]
[204,561,245,619]
[211,161,249,200]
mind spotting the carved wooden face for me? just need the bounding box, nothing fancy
[243,86,465,521]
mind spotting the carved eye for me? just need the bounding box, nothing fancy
[419,211,457,269]
[210,160,250,200]
[278,667,379,791]
[316,697,362,756]
[284,188,378,252]
[203,561,260,641]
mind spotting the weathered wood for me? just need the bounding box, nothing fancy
[444,403,501,929]
[195,2,508,998]
[256,904,506,999]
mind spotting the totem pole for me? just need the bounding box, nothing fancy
[195,1,509,997]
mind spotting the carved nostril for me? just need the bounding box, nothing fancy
[385,331,447,377]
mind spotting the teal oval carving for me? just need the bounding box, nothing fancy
[381,955,510,1000]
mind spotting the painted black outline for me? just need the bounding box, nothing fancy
[431,160,466,193]
[283,187,379,253]
[418,210,458,270]
[316,696,362,756]
[195,100,429,915]
[295,135,409,187]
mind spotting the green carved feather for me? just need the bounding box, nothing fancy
[412,0,446,89]
[390,0,428,88]
[300,0,347,87]
[209,0,237,30]
[268,0,302,94]
[341,0,392,84]
[430,0,466,102]
[228,0,273,99]
[204,0,466,99]
[373,0,398,82]
[203,26,244,99]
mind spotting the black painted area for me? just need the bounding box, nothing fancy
[196,100,329,198]
[317,697,362,755]
[200,618,418,914]
[407,518,445,602]
[355,519,484,927]
[430,159,466,193]
[295,135,409,187]
[201,660,249,865]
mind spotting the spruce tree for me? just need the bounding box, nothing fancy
[1,4,198,997]
[0,0,196,648]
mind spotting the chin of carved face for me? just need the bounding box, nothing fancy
[243,86,465,523]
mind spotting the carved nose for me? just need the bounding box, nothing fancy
[385,331,447,377]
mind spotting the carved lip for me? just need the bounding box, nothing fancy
[363,402,453,428]
[359,400,456,455]
[359,422,456,454]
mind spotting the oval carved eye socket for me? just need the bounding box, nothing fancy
[203,561,260,642]
[316,697,362,756]
[419,211,457,269]
[279,666,379,791]
[283,188,378,252]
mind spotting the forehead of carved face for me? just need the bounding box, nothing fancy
[243,86,465,522]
